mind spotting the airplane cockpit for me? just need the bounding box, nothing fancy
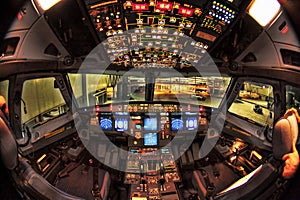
[0,0,300,199]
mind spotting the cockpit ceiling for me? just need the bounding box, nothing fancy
[45,0,258,68]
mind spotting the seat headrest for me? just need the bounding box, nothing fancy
[272,111,298,160]
[0,114,18,170]
[285,110,299,144]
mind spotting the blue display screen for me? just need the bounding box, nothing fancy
[161,148,170,154]
[171,115,183,131]
[135,124,142,130]
[99,113,113,131]
[186,117,198,130]
[144,117,158,131]
[130,149,138,153]
[115,118,128,131]
[144,133,158,146]
[100,117,113,131]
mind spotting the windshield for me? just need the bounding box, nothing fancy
[68,73,231,108]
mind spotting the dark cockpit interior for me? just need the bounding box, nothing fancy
[0,0,300,200]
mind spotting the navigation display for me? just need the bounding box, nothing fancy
[99,113,113,131]
[170,113,183,131]
[100,118,113,131]
[144,133,158,146]
[143,115,158,131]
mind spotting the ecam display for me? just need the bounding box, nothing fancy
[144,133,158,146]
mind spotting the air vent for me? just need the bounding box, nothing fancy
[0,37,20,57]
[44,43,60,56]
[242,52,257,63]
[281,49,300,67]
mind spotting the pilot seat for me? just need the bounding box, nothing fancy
[0,109,111,200]
[192,111,299,200]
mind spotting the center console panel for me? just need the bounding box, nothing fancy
[124,148,180,200]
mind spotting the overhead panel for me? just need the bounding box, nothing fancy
[84,0,243,68]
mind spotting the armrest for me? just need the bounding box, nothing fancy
[18,159,84,200]
[217,165,263,195]
[100,171,111,200]
[215,163,278,200]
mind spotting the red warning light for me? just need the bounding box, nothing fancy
[178,6,194,17]
[95,106,101,112]
[133,3,149,11]
[156,2,173,11]
[281,25,289,34]
[17,12,23,21]
[199,106,204,112]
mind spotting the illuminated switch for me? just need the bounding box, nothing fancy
[170,17,176,23]
[137,19,143,25]
[158,19,165,25]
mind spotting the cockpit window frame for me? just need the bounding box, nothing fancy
[228,77,282,124]
[11,73,73,140]
[224,76,282,147]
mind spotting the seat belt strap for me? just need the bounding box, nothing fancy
[92,167,103,200]
[200,169,215,199]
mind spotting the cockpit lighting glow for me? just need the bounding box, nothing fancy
[36,0,62,11]
[248,0,281,27]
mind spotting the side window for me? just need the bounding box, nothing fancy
[21,77,69,128]
[229,81,274,128]
[285,85,300,111]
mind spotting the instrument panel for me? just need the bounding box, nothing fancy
[80,102,211,147]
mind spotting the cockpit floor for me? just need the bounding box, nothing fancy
[55,164,107,200]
